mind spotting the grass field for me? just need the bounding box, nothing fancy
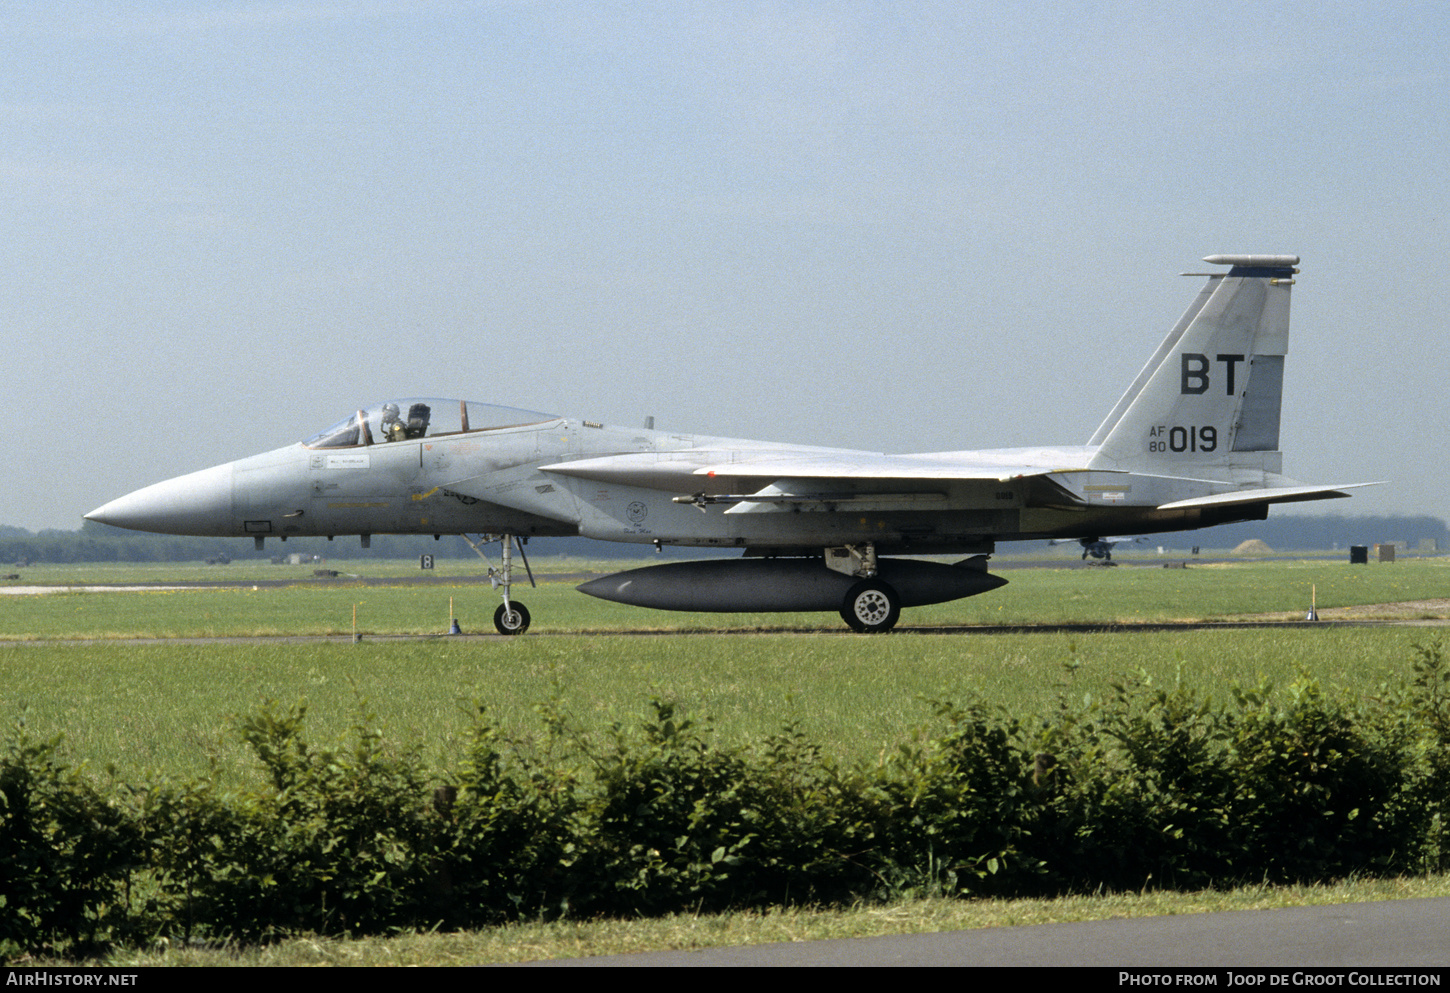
[3,555,1447,781]
[2,627,1442,785]
[4,554,1448,964]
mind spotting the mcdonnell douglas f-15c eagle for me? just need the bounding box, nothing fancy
[87,254,1373,634]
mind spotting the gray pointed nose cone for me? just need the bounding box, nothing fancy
[85,463,235,536]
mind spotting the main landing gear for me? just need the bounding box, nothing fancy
[840,578,901,633]
[463,533,535,635]
[827,543,901,634]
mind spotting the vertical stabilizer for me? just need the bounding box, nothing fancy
[1088,255,1299,479]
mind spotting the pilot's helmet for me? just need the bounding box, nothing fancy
[382,403,401,420]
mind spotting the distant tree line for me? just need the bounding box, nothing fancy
[0,522,718,566]
[3,514,1445,566]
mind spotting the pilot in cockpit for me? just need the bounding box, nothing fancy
[380,403,407,442]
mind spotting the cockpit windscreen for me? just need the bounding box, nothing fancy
[303,399,558,449]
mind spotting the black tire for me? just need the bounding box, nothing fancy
[493,601,531,635]
[839,579,900,633]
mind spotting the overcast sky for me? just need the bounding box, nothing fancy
[5,1,1445,532]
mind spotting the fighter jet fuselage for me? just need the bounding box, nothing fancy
[92,424,1271,549]
[87,255,1373,633]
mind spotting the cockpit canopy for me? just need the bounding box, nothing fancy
[303,398,558,449]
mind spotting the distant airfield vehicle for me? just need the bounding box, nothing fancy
[1050,536,1148,561]
[88,254,1373,633]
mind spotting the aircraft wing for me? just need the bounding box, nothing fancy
[540,450,1096,486]
[539,450,1098,512]
[696,453,1092,481]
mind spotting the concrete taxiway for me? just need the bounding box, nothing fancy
[521,897,1450,967]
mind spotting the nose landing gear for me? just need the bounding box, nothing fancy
[493,600,531,635]
[462,532,535,635]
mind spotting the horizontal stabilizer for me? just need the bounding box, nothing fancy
[1156,482,1381,511]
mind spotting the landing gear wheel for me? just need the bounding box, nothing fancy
[493,601,531,635]
[840,579,900,633]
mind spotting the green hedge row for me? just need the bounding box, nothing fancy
[4,643,1449,957]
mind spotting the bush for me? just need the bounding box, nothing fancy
[6,642,1450,955]
[1027,671,1237,892]
[864,698,1039,897]
[146,702,443,941]
[433,703,586,924]
[0,722,143,958]
[1222,679,1401,882]
[580,699,864,913]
